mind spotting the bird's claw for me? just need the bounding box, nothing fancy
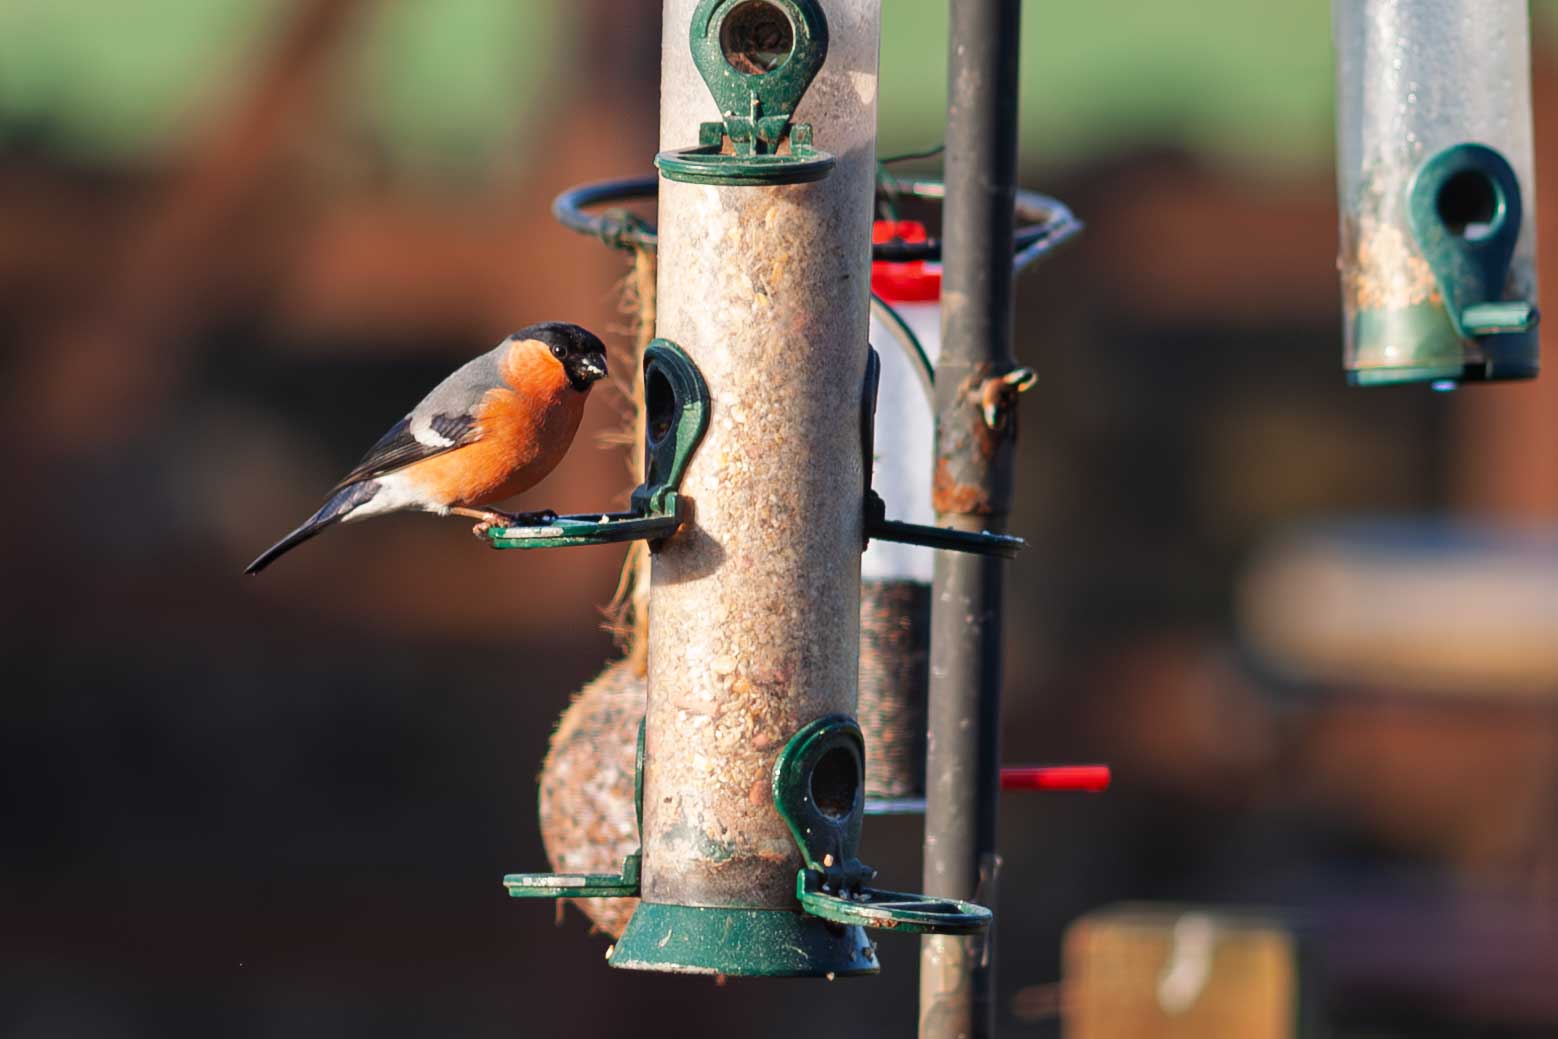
[471,509,558,539]
[509,509,558,527]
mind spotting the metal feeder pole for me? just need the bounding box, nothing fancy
[615,0,883,974]
[920,0,1023,1035]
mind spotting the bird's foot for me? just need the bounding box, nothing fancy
[513,509,559,526]
[468,508,558,538]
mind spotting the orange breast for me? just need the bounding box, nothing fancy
[403,378,586,507]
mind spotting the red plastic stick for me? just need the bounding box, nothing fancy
[1000,765,1111,793]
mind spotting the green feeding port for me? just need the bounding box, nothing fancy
[506,713,990,976]
[1406,143,1539,383]
[1348,143,1540,388]
[610,902,880,977]
[483,338,709,550]
[613,715,989,976]
[656,0,834,186]
[771,716,992,937]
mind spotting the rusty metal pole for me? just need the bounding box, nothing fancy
[919,0,1022,1035]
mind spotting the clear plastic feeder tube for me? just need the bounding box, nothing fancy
[860,224,940,808]
[1332,0,1540,384]
[632,0,880,938]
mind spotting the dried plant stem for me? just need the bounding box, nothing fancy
[603,243,658,675]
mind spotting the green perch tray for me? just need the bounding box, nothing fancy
[484,338,710,551]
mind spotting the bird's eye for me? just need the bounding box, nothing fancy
[550,343,565,359]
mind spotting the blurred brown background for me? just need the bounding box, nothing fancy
[2,2,1556,1036]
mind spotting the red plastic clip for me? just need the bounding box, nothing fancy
[1000,766,1111,793]
[871,220,943,303]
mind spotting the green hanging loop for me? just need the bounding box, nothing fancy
[1407,143,1539,341]
[773,715,993,935]
[691,0,827,140]
[656,0,834,185]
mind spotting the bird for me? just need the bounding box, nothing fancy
[246,321,608,574]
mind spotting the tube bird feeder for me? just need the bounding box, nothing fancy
[622,0,887,974]
[1332,0,1541,386]
[513,114,1086,978]
[500,0,998,978]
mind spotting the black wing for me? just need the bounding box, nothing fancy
[330,412,478,491]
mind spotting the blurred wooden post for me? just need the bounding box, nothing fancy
[1063,906,1315,1039]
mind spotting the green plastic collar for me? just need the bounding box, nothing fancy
[610,901,878,977]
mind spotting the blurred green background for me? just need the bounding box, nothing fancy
[18,1,1552,171]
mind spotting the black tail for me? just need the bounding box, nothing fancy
[245,481,379,575]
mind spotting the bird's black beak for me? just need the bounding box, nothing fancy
[566,351,608,390]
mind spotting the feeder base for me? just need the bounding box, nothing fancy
[1348,303,1464,386]
[609,901,878,977]
[1347,302,1540,386]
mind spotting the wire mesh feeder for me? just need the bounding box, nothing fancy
[550,172,1081,274]
[537,658,643,938]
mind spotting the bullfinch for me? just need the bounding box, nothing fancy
[246,321,608,574]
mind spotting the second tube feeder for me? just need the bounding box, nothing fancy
[1333,0,1541,385]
